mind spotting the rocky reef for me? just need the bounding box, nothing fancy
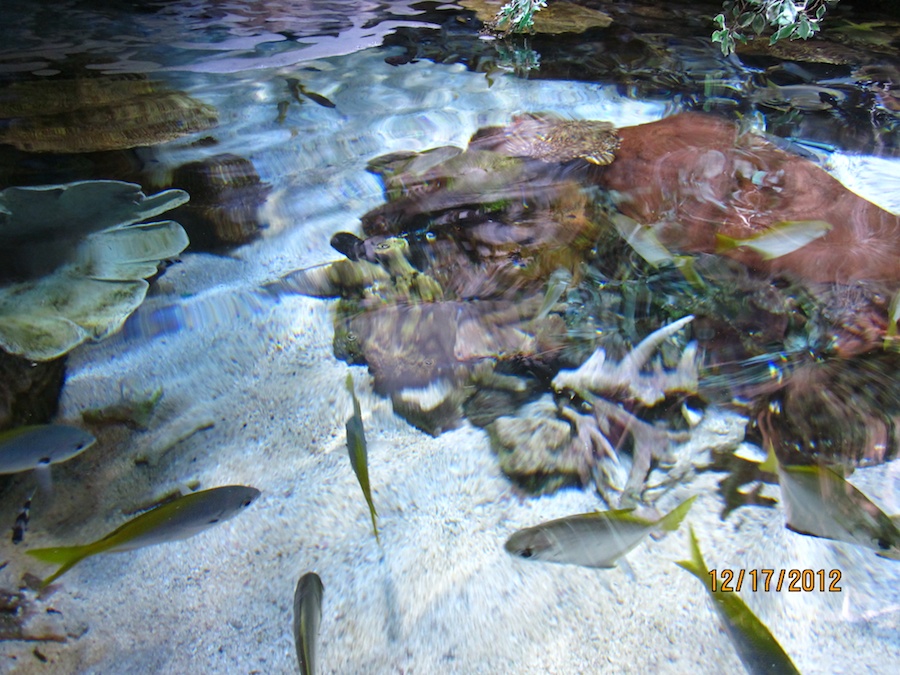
[275,111,900,506]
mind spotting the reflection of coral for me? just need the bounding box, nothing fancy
[552,315,699,405]
[598,112,900,284]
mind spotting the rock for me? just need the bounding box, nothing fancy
[0,350,66,430]
[0,75,218,153]
[166,154,271,250]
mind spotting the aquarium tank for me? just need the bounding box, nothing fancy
[0,0,899,673]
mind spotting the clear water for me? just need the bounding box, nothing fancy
[1,1,899,673]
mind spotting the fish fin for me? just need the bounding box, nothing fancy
[26,544,92,587]
[757,444,779,475]
[656,495,697,533]
[714,233,739,254]
[674,525,707,581]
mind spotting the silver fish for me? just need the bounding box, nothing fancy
[505,495,696,568]
[0,424,95,474]
[293,571,324,675]
[677,526,801,675]
[27,485,260,586]
[760,446,900,559]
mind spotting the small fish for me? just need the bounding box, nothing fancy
[715,220,832,260]
[27,485,260,586]
[0,424,96,475]
[11,489,35,545]
[345,374,378,541]
[276,99,290,124]
[286,77,336,109]
[504,495,696,569]
[759,446,900,559]
[534,268,571,322]
[612,213,674,267]
[293,571,324,675]
[677,526,801,675]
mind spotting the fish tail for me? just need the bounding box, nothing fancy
[757,444,779,475]
[674,525,707,581]
[26,545,91,587]
[657,495,697,532]
[714,233,739,254]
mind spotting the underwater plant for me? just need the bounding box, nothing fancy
[712,0,840,55]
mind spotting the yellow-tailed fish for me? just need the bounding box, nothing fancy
[885,289,899,350]
[286,77,336,109]
[759,446,900,559]
[0,424,95,475]
[677,526,801,675]
[27,485,260,586]
[715,220,832,260]
[534,268,572,321]
[293,571,324,675]
[504,495,695,568]
[345,374,378,541]
[612,213,673,267]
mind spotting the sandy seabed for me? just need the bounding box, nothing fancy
[1,49,899,674]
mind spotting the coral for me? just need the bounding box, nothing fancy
[0,181,189,360]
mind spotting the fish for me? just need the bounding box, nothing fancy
[759,446,900,559]
[293,571,324,675]
[715,220,832,260]
[534,268,571,322]
[504,495,696,569]
[27,485,260,586]
[11,489,35,545]
[286,77,336,109]
[676,526,801,675]
[0,424,96,475]
[612,213,674,267]
[345,374,379,541]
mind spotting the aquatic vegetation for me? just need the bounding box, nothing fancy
[0,424,95,475]
[712,0,839,56]
[293,572,323,675]
[463,0,612,35]
[505,495,695,568]
[0,180,190,361]
[677,526,801,675]
[27,485,260,587]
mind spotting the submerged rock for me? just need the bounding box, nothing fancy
[0,76,218,153]
[0,350,66,431]
[166,154,271,250]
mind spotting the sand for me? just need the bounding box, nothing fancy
[1,49,899,674]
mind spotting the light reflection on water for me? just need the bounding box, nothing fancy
[0,2,899,674]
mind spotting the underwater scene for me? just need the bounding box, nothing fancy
[1,0,899,672]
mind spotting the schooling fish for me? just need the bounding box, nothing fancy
[504,495,695,569]
[759,446,900,560]
[27,485,260,586]
[293,571,324,675]
[677,526,801,675]
[715,220,832,260]
[0,424,96,475]
[345,374,379,541]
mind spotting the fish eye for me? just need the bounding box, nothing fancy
[346,333,357,342]
[209,518,220,524]
[423,359,434,366]
[376,242,391,251]
[520,547,534,559]
[242,499,253,507]
[876,537,891,550]
[38,456,51,466]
